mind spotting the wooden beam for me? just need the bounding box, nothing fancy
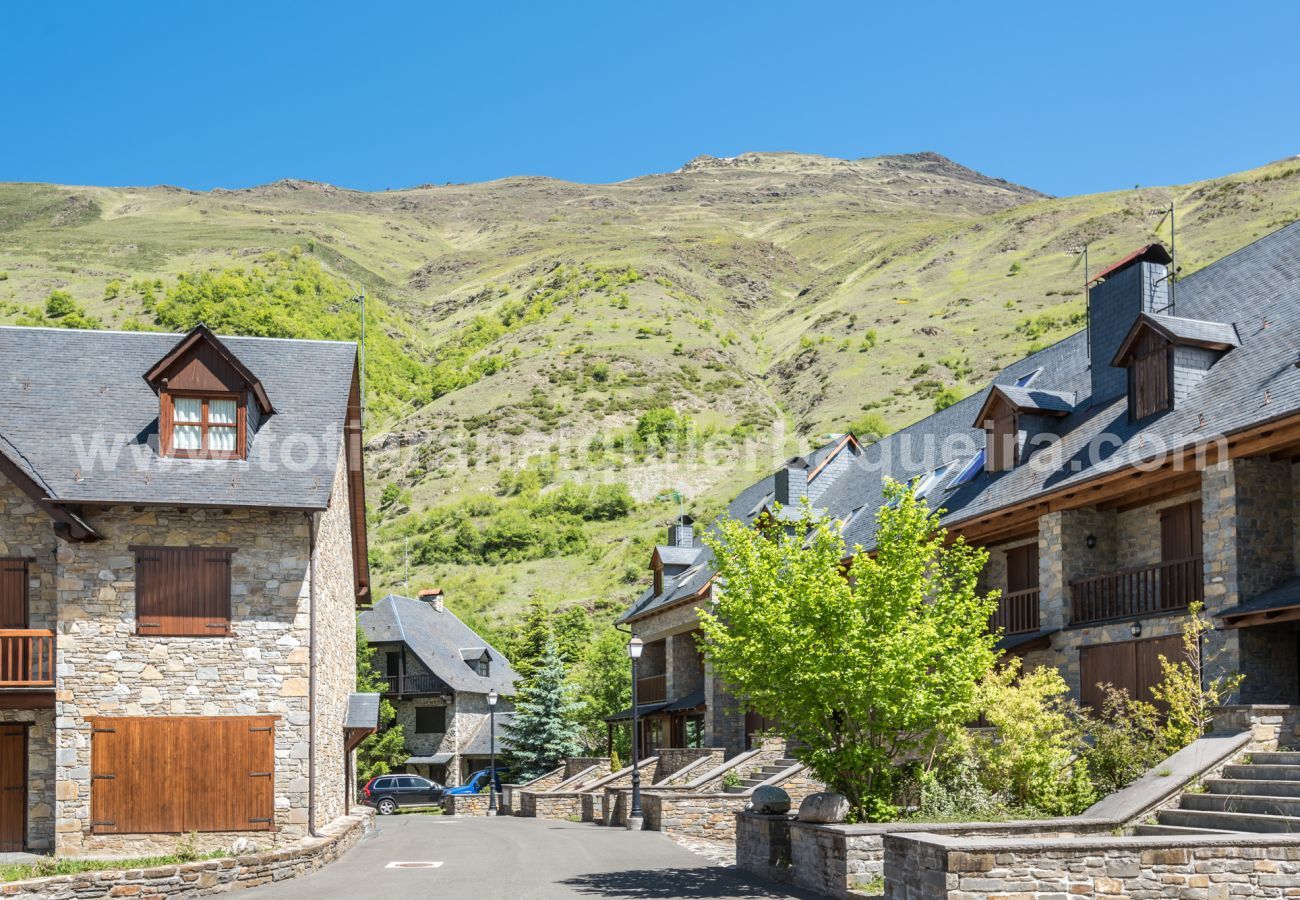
[1096,472,1202,512]
[1221,606,1300,630]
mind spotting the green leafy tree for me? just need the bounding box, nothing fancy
[504,637,582,779]
[573,627,632,756]
[1151,602,1245,750]
[354,626,408,782]
[699,483,999,820]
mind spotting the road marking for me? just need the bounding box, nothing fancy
[386,861,444,869]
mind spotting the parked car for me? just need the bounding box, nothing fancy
[362,774,445,814]
[444,767,509,795]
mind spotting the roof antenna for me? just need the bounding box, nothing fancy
[1083,243,1090,362]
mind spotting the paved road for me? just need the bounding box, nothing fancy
[241,814,819,899]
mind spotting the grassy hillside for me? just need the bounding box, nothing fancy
[2,150,1298,640]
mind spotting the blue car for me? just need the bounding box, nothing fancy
[444,767,508,795]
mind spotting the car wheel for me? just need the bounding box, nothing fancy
[377,798,397,815]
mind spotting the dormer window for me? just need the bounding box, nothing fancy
[973,384,1075,474]
[477,658,490,678]
[167,393,243,458]
[144,325,274,463]
[1112,313,1240,423]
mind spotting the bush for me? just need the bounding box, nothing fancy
[1084,686,1165,796]
[918,746,1006,821]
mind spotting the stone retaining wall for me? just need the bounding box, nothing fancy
[520,792,582,820]
[442,792,491,816]
[884,832,1300,900]
[641,768,823,842]
[0,811,371,900]
[654,748,723,783]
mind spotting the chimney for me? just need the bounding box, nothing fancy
[418,588,444,612]
[1088,244,1172,404]
[775,461,809,506]
[667,515,695,549]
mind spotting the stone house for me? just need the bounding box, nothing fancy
[617,223,1300,750]
[0,324,377,856]
[358,590,519,786]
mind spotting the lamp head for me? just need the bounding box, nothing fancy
[628,635,645,660]
[488,689,498,706]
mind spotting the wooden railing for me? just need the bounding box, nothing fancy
[991,588,1041,635]
[382,672,441,695]
[637,674,667,704]
[1070,556,1203,625]
[0,630,55,687]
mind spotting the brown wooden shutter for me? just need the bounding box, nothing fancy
[134,548,233,637]
[0,725,26,852]
[986,411,1018,473]
[0,560,28,630]
[1129,331,1173,420]
[1005,544,1040,593]
[1080,635,1184,712]
[1160,500,1203,562]
[92,716,275,834]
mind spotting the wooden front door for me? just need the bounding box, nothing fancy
[1079,635,1182,711]
[0,724,26,851]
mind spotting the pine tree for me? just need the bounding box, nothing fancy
[354,626,409,781]
[504,636,582,779]
[506,598,552,682]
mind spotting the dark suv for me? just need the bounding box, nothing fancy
[362,774,445,814]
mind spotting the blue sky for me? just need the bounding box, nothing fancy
[4,1,1298,196]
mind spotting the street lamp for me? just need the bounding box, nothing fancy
[627,635,645,831]
[487,688,499,815]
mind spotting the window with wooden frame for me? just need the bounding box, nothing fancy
[0,559,28,630]
[161,392,245,459]
[985,410,1018,473]
[133,546,234,637]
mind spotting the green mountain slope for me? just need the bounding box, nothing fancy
[2,151,1298,638]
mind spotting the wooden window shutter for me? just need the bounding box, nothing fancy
[1129,332,1173,421]
[134,547,233,637]
[0,560,28,630]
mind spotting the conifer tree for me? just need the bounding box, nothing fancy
[504,636,582,779]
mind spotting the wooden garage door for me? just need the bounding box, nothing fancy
[0,724,26,852]
[1079,635,1182,711]
[91,716,276,834]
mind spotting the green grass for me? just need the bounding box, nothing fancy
[1,850,227,883]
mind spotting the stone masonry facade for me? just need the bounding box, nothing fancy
[1,448,359,856]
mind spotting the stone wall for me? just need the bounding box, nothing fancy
[666,629,704,699]
[442,792,491,816]
[50,495,326,854]
[0,473,58,630]
[311,450,358,830]
[1115,489,1201,570]
[883,832,1300,900]
[655,747,724,783]
[0,810,372,900]
[641,766,823,842]
[519,791,582,820]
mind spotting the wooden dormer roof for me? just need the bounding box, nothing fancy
[144,323,274,415]
[972,384,1076,429]
[1110,312,1241,367]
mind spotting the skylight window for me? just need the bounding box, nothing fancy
[1013,369,1040,388]
[913,463,953,500]
[951,449,986,487]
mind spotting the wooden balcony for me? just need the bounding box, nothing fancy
[0,630,55,688]
[1070,556,1203,626]
[991,588,1041,635]
[382,672,441,696]
[637,674,667,704]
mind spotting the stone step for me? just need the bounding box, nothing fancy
[722,785,748,794]
[1158,808,1300,834]
[774,758,800,768]
[1207,779,1300,798]
[1182,792,1300,818]
[1221,764,1300,782]
[740,778,768,788]
[756,767,789,777]
[1245,752,1300,767]
[1134,823,1238,837]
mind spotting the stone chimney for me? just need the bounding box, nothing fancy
[1088,244,1172,404]
[775,461,809,506]
[667,515,695,549]
[418,588,444,612]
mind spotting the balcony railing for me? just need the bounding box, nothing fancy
[0,630,55,688]
[992,588,1041,635]
[1070,556,1203,626]
[637,674,667,704]
[382,672,441,695]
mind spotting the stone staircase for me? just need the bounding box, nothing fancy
[723,758,801,794]
[1138,751,1300,836]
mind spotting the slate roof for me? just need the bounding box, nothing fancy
[344,693,381,731]
[621,222,1300,625]
[360,593,520,696]
[992,386,1077,414]
[1143,313,1241,348]
[1221,576,1300,621]
[655,546,700,566]
[0,326,358,510]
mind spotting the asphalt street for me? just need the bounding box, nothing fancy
[238,813,821,899]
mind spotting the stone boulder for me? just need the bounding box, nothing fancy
[797,791,849,823]
[750,785,791,815]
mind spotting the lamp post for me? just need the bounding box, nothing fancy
[487,688,499,815]
[627,635,644,831]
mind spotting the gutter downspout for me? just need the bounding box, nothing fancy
[307,511,322,838]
